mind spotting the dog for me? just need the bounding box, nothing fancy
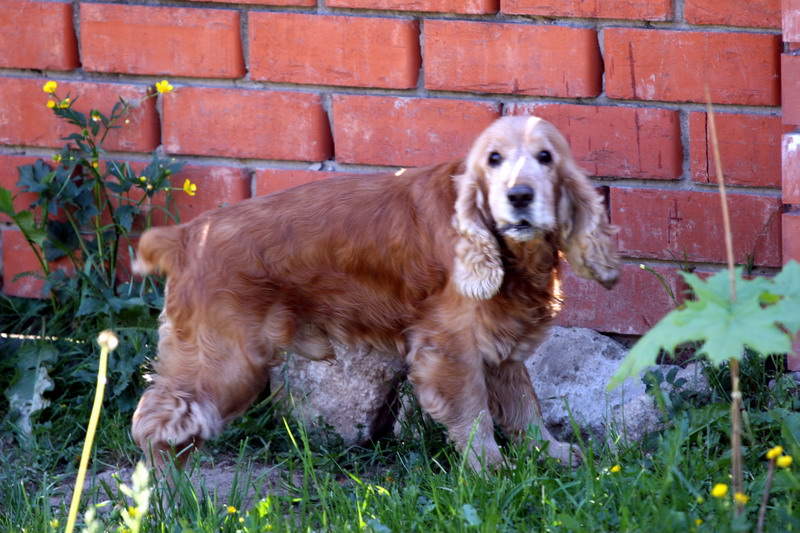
[131,116,620,471]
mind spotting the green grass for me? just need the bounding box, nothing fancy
[1,294,799,531]
[2,356,800,532]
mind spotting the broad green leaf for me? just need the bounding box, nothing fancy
[5,344,58,437]
[771,260,800,335]
[461,504,481,527]
[610,268,793,388]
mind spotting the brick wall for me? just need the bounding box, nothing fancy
[0,0,793,339]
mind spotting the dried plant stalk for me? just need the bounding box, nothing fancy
[706,87,743,514]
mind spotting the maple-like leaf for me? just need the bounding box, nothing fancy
[610,264,800,389]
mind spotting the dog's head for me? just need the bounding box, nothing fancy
[453,116,620,299]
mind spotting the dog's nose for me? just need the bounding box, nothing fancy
[507,185,534,209]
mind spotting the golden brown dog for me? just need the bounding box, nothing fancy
[132,116,619,471]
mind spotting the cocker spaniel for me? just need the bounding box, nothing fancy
[132,116,620,471]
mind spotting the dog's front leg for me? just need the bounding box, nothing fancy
[485,359,581,467]
[407,345,503,471]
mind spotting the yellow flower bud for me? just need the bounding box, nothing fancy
[46,100,56,109]
[734,492,749,504]
[777,455,793,469]
[610,465,621,473]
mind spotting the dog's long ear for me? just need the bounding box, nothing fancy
[452,163,504,300]
[556,147,620,289]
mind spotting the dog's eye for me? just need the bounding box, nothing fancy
[487,151,503,167]
[536,150,553,164]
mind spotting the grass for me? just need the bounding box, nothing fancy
[2,336,800,532]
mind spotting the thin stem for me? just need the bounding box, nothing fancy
[705,88,736,295]
[706,86,743,513]
[64,332,116,533]
[757,460,776,533]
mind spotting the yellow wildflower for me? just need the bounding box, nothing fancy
[43,81,58,94]
[92,161,99,169]
[155,80,173,94]
[46,100,56,109]
[127,506,137,518]
[49,518,59,528]
[227,505,237,514]
[695,519,703,526]
[183,178,197,196]
[711,483,728,498]
[734,492,749,504]
[766,446,784,460]
[610,465,621,473]
[777,455,793,469]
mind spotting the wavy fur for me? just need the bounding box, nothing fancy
[132,116,620,471]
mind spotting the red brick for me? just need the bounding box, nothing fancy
[0,155,51,224]
[255,169,344,196]
[0,1,78,70]
[685,0,780,28]
[783,55,800,126]
[424,21,601,98]
[784,211,800,263]
[332,95,501,166]
[507,104,681,179]
[0,78,159,153]
[556,262,684,335]
[81,4,244,78]
[605,29,781,105]
[611,188,783,267]
[784,131,800,204]
[690,112,782,188]
[785,0,800,41]
[2,228,71,298]
[326,0,498,13]
[250,13,420,89]
[502,0,672,21]
[187,0,315,4]
[150,165,251,224]
[163,87,332,161]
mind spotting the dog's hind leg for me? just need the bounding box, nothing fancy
[132,317,276,470]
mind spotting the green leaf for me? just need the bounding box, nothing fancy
[5,343,58,436]
[114,204,137,232]
[770,260,800,335]
[13,211,46,246]
[0,186,15,216]
[610,268,793,388]
[43,220,80,261]
[461,504,481,527]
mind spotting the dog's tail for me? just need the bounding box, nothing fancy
[133,226,183,278]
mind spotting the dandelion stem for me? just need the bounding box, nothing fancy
[64,331,116,533]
